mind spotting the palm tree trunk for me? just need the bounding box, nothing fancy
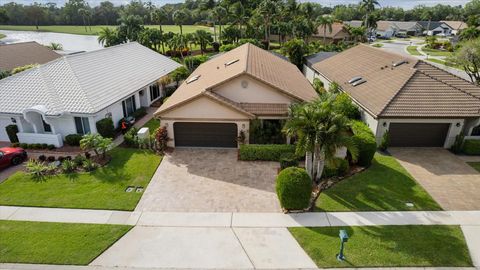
[314,150,325,183]
[219,24,222,43]
[305,152,313,179]
[323,28,327,45]
[83,17,87,32]
[213,23,217,42]
[179,25,183,35]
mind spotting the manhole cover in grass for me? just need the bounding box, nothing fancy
[135,186,144,193]
[125,186,135,193]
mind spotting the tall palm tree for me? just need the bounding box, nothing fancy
[283,94,358,182]
[194,30,213,54]
[211,6,227,42]
[229,2,247,38]
[257,0,278,49]
[151,8,168,32]
[360,0,379,39]
[421,9,433,36]
[78,8,89,32]
[316,15,334,45]
[97,27,119,47]
[173,9,190,35]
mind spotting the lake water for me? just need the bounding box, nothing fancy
[0,30,103,52]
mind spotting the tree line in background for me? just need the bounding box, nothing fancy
[1,0,480,28]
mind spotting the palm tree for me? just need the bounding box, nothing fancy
[118,15,144,42]
[97,27,119,47]
[151,8,167,32]
[257,0,277,49]
[421,9,433,36]
[194,30,213,54]
[78,8,89,32]
[316,15,334,45]
[173,9,190,35]
[460,27,480,41]
[48,42,63,50]
[283,94,358,182]
[229,2,247,38]
[360,0,379,39]
[211,6,227,42]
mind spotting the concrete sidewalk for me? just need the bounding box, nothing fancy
[2,206,480,227]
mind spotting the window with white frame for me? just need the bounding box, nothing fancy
[75,117,91,135]
[122,95,137,117]
[150,83,161,101]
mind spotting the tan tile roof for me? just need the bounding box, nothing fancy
[376,21,398,31]
[441,21,468,30]
[315,23,348,39]
[155,43,316,117]
[312,44,480,118]
[240,103,289,116]
[0,41,61,71]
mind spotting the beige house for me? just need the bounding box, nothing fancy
[306,44,480,148]
[313,22,351,44]
[155,43,317,148]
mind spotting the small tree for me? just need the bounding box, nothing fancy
[80,134,113,159]
[5,125,19,143]
[154,126,169,152]
[281,38,309,70]
[170,66,190,87]
[378,130,390,151]
[448,38,480,85]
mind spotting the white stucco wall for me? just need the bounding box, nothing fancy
[0,117,12,141]
[214,75,293,104]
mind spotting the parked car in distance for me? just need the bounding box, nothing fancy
[0,147,27,169]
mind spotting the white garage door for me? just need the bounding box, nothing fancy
[0,118,13,142]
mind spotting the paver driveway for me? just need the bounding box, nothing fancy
[135,148,281,212]
[390,148,480,210]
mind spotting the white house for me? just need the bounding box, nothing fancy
[305,44,480,148]
[0,42,181,147]
[418,21,453,36]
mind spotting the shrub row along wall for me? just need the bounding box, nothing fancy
[463,139,480,155]
[350,120,376,167]
[239,144,296,161]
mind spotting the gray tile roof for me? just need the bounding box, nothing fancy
[0,42,182,116]
[305,52,338,68]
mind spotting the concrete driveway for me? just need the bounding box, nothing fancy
[135,148,281,212]
[390,148,480,210]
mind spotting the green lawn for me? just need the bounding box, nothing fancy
[316,153,441,211]
[426,58,462,70]
[0,25,212,36]
[289,225,472,268]
[372,43,383,48]
[0,33,5,39]
[467,162,480,172]
[0,147,161,210]
[421,47,453,57]
[407,45,422,56]
[143,118,161,131]
[0,220,131,265]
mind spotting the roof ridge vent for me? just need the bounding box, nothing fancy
[186,75,201,84]
[225,59,239,67]
[348,76,362,84]
[393,60,408,67]
[352,79,367,87]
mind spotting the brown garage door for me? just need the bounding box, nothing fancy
[389,123,450,147]
[173,122,238,148]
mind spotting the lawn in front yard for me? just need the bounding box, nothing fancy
[142,118,160,131]
[0,147,161,210]
[0,220,131,265]
[316,153,441,211]
[467,162,480,172]
[0,33,5,39]
[289,225,472,268]
[422,47,453,57]
[407,45,422,56]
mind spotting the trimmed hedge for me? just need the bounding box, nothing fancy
[462,139,480,155]
[15,143,55,150]
[350,120,376,167]
[5,125,19,143]
[239,144,296,161]
[65,134,82,146]
[276,167,312,210]
[96,118,115,138]
[132,107,147,119]
[280,153,299,170]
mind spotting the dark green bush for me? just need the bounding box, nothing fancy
[5,125,19,143]
[350,120,376,167]
[276,167,312,210]
[96,118,115,138]
[239,144,296,161]
[322,158,349,178]
[124,127,139,147]
[280,153,299,170]
[65,134,82,146]
[132,107,147,119]
[463,139,480,155]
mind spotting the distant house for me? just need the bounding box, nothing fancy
[0,42,181,146]
[305,44,480,148]
[344,20,398,38]
[391,21,423,36]
[155,43,317,148]
[418,21,453,36]
[441,21,468,35]
[0,41,61,72]
[313,22,351,44]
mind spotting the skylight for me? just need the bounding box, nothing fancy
[225,59,239,66]
[186,75,201,84]
[348,76,362,84]
[393,60,408,67]
[352,79,367,87]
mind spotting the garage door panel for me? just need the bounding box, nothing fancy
[174,122,237,148]
[389,123,450,147]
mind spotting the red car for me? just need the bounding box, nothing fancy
[0,147,27,169]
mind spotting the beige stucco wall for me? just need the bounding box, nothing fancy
[214,75,293,104]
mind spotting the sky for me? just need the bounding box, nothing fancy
[0,0,470,9]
